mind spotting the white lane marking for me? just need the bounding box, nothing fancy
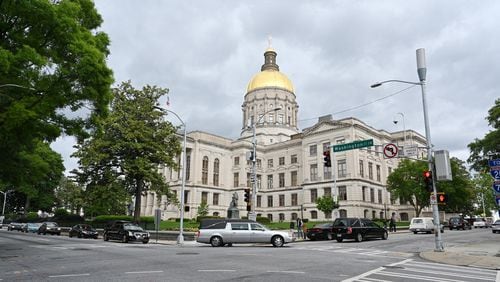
[387,259,413,267]
[125,271,164,274]
[48,273,90,278]
[266,271,305,274]
[342,267,385,282]
[198,270,236,272]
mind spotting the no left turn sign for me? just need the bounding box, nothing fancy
[383,143,398,158]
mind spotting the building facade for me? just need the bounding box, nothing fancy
[141,47,426,222]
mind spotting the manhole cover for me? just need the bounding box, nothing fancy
[176,252,199,255]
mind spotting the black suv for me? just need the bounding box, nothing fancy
[103,221,150,244]
[448,217,471,230]
[332,217,388,242]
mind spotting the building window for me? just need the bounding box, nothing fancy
[291,171,298,186]
[338,159,347,178]
[201,192,208,203]
[291,193,298,206]
[279,157,285,166]
[323,165,332,179]
[309,144,317,156]
[291,154,297,164]
[336,138,345,144]
[267,175,273,189]
[258,114,264,124]
[268,159,273,168]
[279,195,285,206]
[186,154,191,181]
[311,189,318,203]
[279,213,285,222]
[364,210,369,218]
[267,214,273,222]
[339,209,347,217]
[370,188,375,203]
[310,164,318,181]
[234,156,239,166]
[368,162,373,180]
[362,186,367,201]
[184,190,189,204]
[267,196,273,207]
[257,159,262,168]
[310,210,318,219]
[279,173,285,187]
[213,193,219,205]
[213,158,220,186]
[338,186,347,201]
[322,142,331,153]
[372,211,376,219]
[324,187,331,197]
[202,156,208,185]
[359,160,364,177]
[269,114,274,123]
[233,173,239,188]
[213,212,219,216]
[376,165,381,182]
[257,195,261,207]
[291,213,298,220]
[325,211,332,219]
[378,190,382,204]
[278,114,284,124]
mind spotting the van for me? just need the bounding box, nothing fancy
[409,217,444,234]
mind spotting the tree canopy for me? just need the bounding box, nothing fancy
[468,98,500,172]
[0,0,113,203]
[316,196,339,218]
[73,81,181,221]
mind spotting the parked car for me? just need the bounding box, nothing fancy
[196,219,294,247]
[69,224,99,239]
[7,222,25,231]
[306,223,334,240]
[23,223,41,233]
[473,218,487,228]
[492,220,500,234]
[38,222,61,235]
[409,217,444,234]
[103,221,149,244]
[448,217,471,230]
[332,217,388,243]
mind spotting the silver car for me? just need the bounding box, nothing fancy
[196,219,294,247]
[492,220,500,234]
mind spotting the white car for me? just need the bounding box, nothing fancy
[196,219,295,247]
[409,217,444,234]
[473,219,487,228]
[492,220,500,234]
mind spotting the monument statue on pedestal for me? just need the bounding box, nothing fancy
[227,192,240,219]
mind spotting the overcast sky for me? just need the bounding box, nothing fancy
[52,0,498,173]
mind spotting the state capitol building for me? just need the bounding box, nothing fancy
[140,46,426,223]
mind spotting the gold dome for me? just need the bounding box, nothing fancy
[246,69,294,93]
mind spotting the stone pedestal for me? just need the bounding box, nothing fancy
[227,207,240,219]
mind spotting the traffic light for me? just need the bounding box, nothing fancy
[323,150,331,167]
[244,188,250,202]
[423,170,433,192]
[437,193,447,205]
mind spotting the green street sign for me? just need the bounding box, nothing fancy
[332,139,374,152]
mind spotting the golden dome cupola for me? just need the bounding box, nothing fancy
[246,47,294,93]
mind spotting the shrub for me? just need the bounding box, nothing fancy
[256,216,270,224]
[54,208,69,217]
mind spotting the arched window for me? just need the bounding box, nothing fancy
[202,156,209,185]
[400,213,409,221]
[310,210,318,219]
[213,212,219,217]
[364,209,369,218]
[371,210,376,219]
[379,211,384,219]
[279,213,285,222]
[339,209,347,218]
[267,214,273,222]
[291,213,298,220]
[213,158,219,186]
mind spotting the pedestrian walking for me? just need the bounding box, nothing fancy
[390,212,397,232]
[302,221,308,239]
[296,218,303,239]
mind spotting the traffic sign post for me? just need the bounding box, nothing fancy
[403,144,418,157]
[489,159,500,180]
[493,181,500,193]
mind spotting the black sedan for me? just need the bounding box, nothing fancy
[7,222,25,232]
[332,217,388,242]
[306,223,334,240]
[37,222,61,235]
[103,221,149,244]
[69,224,99,239]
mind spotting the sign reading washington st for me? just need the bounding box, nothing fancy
[332,139,374,152]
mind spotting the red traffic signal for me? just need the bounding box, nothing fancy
[437,193,447,205]
[323,151,331,167]
[423,170,433,192]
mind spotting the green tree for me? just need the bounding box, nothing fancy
[472,173,496,217]
[436,158,475,216]
[0,0,113,199]
[197,201,209,217]
[387,159,430,217]
[468,99,500,172]
[54,176,84,215]
[73,81,181,222]
[315,196,339,218]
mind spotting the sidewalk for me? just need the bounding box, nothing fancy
[420,240,500,270]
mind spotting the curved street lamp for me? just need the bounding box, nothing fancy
[370,48,444,252]
[249,107,281,221]
[154,106,187,245]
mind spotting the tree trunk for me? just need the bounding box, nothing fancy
[134,178,143,223]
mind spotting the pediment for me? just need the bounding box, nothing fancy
[302,120,351,137]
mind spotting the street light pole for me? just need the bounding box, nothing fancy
[1,190,14,216]
[249,107,281,221]
[371,48,444,252]
[154,106,186,244]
